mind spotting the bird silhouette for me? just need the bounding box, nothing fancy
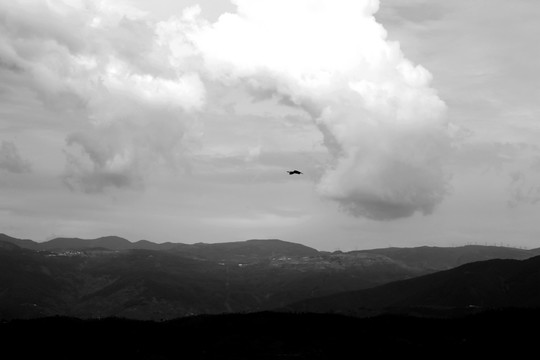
[286,170,303,175]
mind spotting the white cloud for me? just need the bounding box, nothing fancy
[0,0,206,192]
[183,0,451,220]
[0,0,452,220]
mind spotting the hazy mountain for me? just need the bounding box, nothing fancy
[2,233,539,320]
[0,234,318,256]
[0,234,179,251]
[286,255,540,316]
[169,239,319,262]
[0,240,422,320]
[2,232,534,267]
[358,245,532,271]
[41,236,134,250]
[0,233,41,250]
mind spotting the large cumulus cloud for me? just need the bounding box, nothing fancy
[0,0,204,192]
[0,0,452,219]
[186,0,451,219]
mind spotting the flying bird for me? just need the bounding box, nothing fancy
[287,170,303,175]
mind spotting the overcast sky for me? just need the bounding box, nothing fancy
[1,0,539,251]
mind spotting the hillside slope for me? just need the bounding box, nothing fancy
[286,255,540,315]
[0,241,420,320]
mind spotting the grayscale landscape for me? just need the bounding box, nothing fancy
[1,0,539,358]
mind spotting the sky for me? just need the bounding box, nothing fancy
[1,0,539,251]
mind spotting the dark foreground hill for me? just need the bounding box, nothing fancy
[0,310,537,359]
[286,255,540,316]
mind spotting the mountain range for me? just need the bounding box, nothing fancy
[286,255,540,317]
[1,233,539,320]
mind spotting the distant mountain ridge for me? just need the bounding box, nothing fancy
[1,233,535,261]
[0,233,179,251]
[0,234,318,257]
[2,233,537,274]
[2,233,537,275]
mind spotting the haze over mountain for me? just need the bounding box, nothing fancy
[1,234,538,320]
